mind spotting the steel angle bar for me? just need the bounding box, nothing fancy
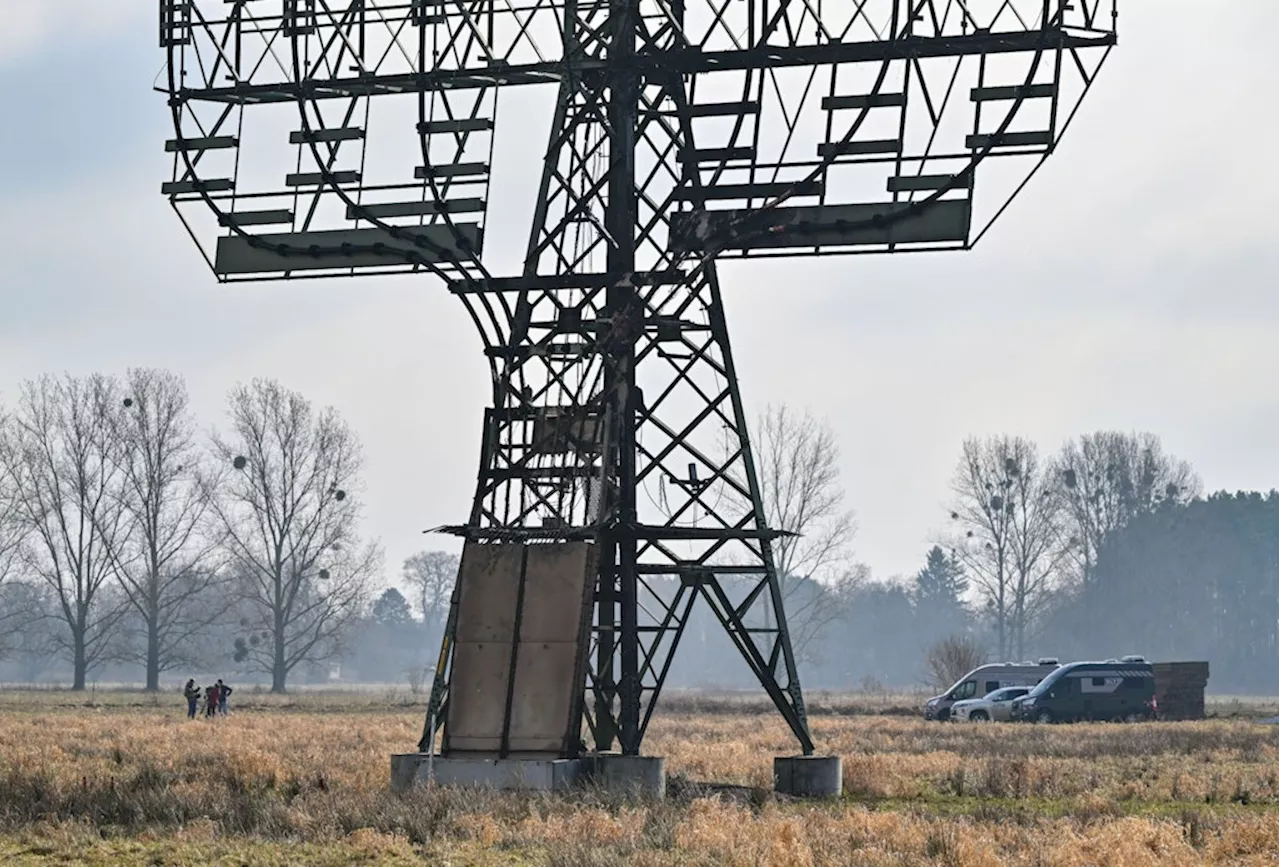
[697,578,814,753]
[175,26,1113,105]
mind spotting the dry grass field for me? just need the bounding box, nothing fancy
[0,689,1275,865]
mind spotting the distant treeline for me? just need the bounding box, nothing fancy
[1,373,1275,697]
[1046,490,1277,694]
[657,425,1277,696]
[657,490,1278,696]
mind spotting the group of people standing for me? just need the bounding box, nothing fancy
[184,678,233,719]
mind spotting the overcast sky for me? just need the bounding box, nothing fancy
[0,1,1276,591]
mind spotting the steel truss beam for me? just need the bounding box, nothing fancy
[177,28,1113,103]
[160,0,1118,762]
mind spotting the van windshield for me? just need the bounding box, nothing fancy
[1026,674,1059,698]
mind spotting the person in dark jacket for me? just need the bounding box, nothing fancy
[184,679,200,719]
[216,680,232,716]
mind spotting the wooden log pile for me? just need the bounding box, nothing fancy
[1153,661,1209,720]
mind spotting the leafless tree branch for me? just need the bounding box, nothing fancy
[1051,431,1201,587]
[753,404,859,661]
[402,550,459,627]
[100,369,227,688]
[0,408,28,597]
[0,374,133,688]
[942,436,1063,660]
[210,379,380,692]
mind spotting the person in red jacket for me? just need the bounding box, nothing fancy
[204,683,220,718]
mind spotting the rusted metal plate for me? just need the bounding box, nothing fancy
[670,199,972,251]
[213,225,483,275]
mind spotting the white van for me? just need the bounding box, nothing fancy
[923,659,1060,721]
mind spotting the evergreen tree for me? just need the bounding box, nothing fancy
[911,546,971,644]
[372,588,413,627]
[913,545,968,608]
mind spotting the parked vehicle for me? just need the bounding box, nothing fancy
[950,686,1031,722]
[1011,658,1157,723]
[923,659,1059,721]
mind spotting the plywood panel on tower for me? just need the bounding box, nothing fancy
[507,642,585,752]
[445,543,522,753]
[443,540,597,758]
[445,640,512,752]
[504,542,596,753]
[519,542,594,641]
[454,543,522,642]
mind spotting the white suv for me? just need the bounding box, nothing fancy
[950,686,1031,722]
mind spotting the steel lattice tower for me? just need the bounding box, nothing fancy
[160,0,1117,758]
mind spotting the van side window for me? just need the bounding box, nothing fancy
[952,681,976,700]
[1091,677,1106,687]
[984,681,1000,694]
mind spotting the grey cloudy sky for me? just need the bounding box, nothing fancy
[0,1,1276,588]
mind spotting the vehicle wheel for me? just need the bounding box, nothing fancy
[970,710,989,722]
[937,708,951,722]
[1035,709,1054,724]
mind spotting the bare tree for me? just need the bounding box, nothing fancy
[1003,444,1068,658]
[108,369,224,691]
[924,634,986,691]
[754,404,860,660]
[0,424,30,658]
[208,379,379,692]
[0,407,27,591]
[1,374,132,688]
[945,436,1062,660]
[0,580,57,665]
[402,550,458,628]
[1052,431,1200,587]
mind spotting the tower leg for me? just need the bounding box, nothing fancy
[419,16,817,763]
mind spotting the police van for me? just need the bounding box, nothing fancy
[923,659,1059,721]
[1010,657,1156,723]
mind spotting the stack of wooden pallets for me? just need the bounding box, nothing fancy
[1153,661,1210,720]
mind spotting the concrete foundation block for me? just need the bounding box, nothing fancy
[773,755,842,798]
[390,754,588,793]
[587,754,666,800]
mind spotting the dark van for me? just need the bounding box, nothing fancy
[1011,659,1157,723]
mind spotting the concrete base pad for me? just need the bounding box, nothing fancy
[586,754,666,799]
[391,753,666,799]
[391,755,588,793]
[774,755,843,798]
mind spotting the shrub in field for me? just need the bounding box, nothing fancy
[925,634,985,691]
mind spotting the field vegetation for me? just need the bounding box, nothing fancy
[0,689,1274,865]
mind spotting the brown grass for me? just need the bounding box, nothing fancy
[0,690,1274,865]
